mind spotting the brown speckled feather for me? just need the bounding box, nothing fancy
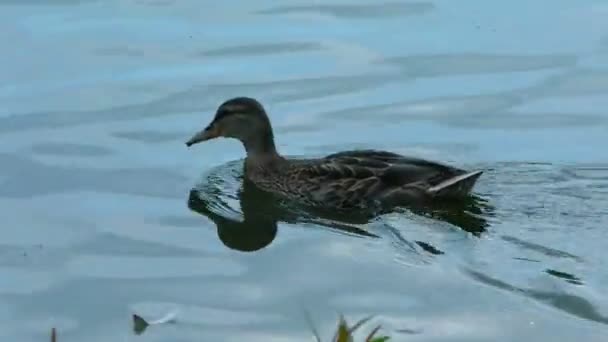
[245,149,478,211]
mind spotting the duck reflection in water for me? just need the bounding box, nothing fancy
[187,175,379,253]
[187,166,492,253]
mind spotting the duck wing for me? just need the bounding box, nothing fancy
[322,149,465,186]
[282,149,482,208]
[322,149,483,200]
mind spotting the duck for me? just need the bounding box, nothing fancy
[186,97,483,212]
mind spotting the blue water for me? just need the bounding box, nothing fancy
[1,1,608,341]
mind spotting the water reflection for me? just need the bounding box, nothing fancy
[406,195,492,236]
[464,268,606,325]
[256,2,435,18]
[0,74,396,134]
[187,177,378,253]
[2,0,608,340]
[187,181,278,252]
[545,269,584,286]
[187,160,491,253]
[380,53,577,78]
[199,42,324,58]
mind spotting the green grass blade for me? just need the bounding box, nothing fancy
[348,315,374,335]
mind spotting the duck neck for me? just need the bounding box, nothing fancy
[243,128,279,160]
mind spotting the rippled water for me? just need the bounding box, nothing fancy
[1,1,608,341]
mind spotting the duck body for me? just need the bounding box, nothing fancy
[186,97,483,212]
[244,148,482,211]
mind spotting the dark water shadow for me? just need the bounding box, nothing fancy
[29,142,113,157]
[256,2,435,19]
[464,268,605,325]
[198,42,325,58]
[545,269,584,286]
[186,160,492,253]
[378,53,577,78]
[501,235,583,263]
[406,195,493,237]
[111,130,185,144]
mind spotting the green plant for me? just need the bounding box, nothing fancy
[306,313,391,342]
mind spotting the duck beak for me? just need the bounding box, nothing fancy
[185,124,220,147]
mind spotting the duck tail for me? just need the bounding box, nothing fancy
[427,170,483,199]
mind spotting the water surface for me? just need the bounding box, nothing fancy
[1,1,608,341]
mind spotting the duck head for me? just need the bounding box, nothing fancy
[186,97,277,156]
